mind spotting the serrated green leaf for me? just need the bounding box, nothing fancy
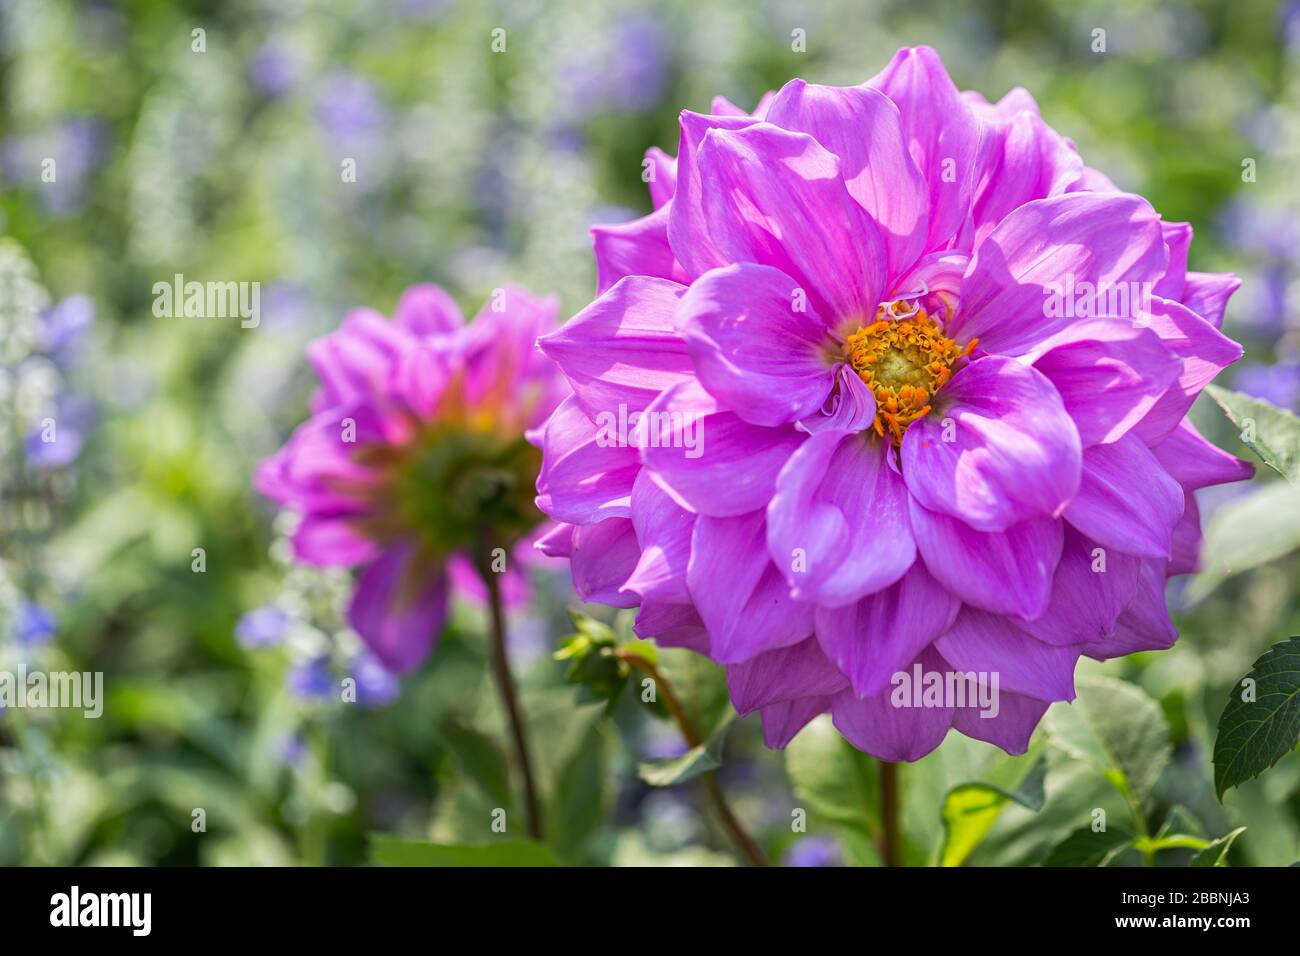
[638,709,735,786]
[940,756,1047,866]
[1043,825,1135,866]
[785,715,879,839]
[1205,384,1300,483]
[1213,637,1300,799]
[1044,676,1170,810]
[370,835,558,867]
[1190,827,1247,867]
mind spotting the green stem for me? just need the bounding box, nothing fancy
[479,555,543,841]
[879,761,903,866]
[616,651,768,867]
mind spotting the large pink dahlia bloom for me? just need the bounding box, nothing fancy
[533,47,1253,761]
[256,284,566,674]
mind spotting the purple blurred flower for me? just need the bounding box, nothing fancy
[13,602,57,647]
[287,658,335,699]
[314,73,387,147]
[236,605,291,648]
[24,393,95,471]
[1234,361,1300,411]
[351,652,401,708]
[534,46,1253,762]
[255,284,568,673]
[785,835,842,867]
[249,42,300,98]
[38,294,94,366]
[558,14,667,120]
[0,118,107,216]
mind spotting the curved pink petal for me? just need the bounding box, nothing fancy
[1154,221,1193,301]
[690,122,888,323]
[538,276,692,417]
[644,146,677,209]
[935,607,1079,702]
[953,192,1167,356]
[864,45,980,252]
[727,637,848,714]
[1150,419,1253,490]
[830,647,955,761]
[902,356,1081,532]
[767,430,914,606]
[621,470,695,605]
[951,689,1049,754]
[666,110,759,278]
[759,695,832,749]
[570,517,640,608]
[639,380,804,518]
[967,105,1083,250]
[1014,526,1141,647]
[591,204,688,296]
[631,600,710,653]
[1181,271,1240,329]
[1063,433,1184,559]
[908,501,1063,620]
[1026,319,1182,447]
[687,510,813,663]
[394,284,463,336]
[535,396,639,523]
[1080,560,1177,660]
[678,262,836,426]
[1132,296,1244,442]
[294,514,381,567]
[348,544,447,673]
[766,79,929,277]
[813,561,959,697]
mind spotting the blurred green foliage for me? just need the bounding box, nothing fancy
[1,0,1298,866]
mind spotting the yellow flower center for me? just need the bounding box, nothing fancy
[844,300,976,445]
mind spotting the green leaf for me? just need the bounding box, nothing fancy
[1043,826,1136,867]
[1186,482,1300,600]
[1205,384,1300,483]
[1213,637,1300,799]
[370,835,559,867]
[1191,827,1247,867]
[1044,676,1171,810]
[651,647,730,737]
[784,715,879,839]
[547,725,608,860]
[638,709,735,786]
[439,719,512,810]
[940,756,1047,867]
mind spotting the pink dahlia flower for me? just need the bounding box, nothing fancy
[256,284,566,673]
[534,47,1253,761]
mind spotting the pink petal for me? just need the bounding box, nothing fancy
[902,356,1081,532]
[767,430,915,606]
[678,262,836,426]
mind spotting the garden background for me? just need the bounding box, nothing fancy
[1,0,1298,866]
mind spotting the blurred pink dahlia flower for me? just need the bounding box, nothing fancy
[533,46,1253,761]
[256,284,566,673]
